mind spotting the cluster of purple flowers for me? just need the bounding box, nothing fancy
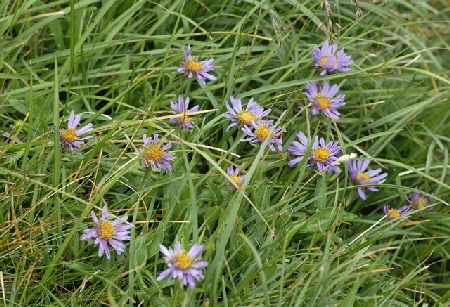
[223,96,284,152]
[72,45,217,291]
[81,206,209,289]
[64,41,438,294]
[282,42,353,186]
[303,41,353,120]
[383,187,436,223]
[221,96,283,187]
[60,110,178,172]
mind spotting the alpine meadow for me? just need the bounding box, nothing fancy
[1,0,450,306]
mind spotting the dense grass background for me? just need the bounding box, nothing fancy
[1,0,450,306]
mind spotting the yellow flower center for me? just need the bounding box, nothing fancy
[97,220,116,240]
[312,147,331,162]
[413,197,427,209]
[237,112,256,125]
[177,114,192,124]
[172,251,194,270]
[231,174,242,185]
[144,145,165,163]
[61,127,78,142]
[356,172,371,184]
[314,93,331,110]
[319,55,337,67]
[255,124,270,142]
[387,208,401,219]
[187,57,203,72]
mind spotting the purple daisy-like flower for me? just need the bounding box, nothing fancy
[156,242,209,289]
[287,132,309,167]
[384,205,410,223]
[287,132,341,173]
[303,81,346,120]
[81,205,132,259]
[170,96,199,131]
[59,110,94,150]
[223,96,273,131]
[177,45,216,85]
[226,165,246,189]
[311,41,353,76]
[137,134,176,171]
[309,136,341,173]
[241,121,284,151]
[405,187,436,217]
[348,157,388,200]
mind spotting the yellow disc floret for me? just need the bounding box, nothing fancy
[172,251,194,270]
[61,127,78,142]
[314,93,331,110]
[144,145,165,163]
[231,174,242,185]
[255,124,270,142]
[320,56,329,66]
[97,220,116,240]
[413,197,427,209]
[178,114,192,124]
[312,147,331,162]
[387,208,401,219]
[187,57,204,72]
[356,172,371,184]
[237,112,256,126]
[320,55,337,67]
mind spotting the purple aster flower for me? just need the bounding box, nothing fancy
[348,157,388,200]
[81,205,132,260]
[170,96,199,130]
[303,81,346,120]
[226,165,246,189]
[287,131,341,173]
[136,134,176,171]
[311,41,353,75]
[405,187,435,217]
[156,242,208,289]
[384,205,410,223]
[287,132,309,167]
[241,121,284,151]
[59,110,93,150]
[177,45,216,85]
[223,96,272,131]
[309,136,341,173]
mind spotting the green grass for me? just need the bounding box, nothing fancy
[1,0,450,306]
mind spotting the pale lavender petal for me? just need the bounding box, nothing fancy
[188,244,204,258]
[159,244,172,258]
[157,268,172,281]
[82,229,98,240]
[91,211,99,224]
[76,123,93,136]
[68,110,76,127]
[99,239,110,259]
[357,188,367,200]
[71,113,82,128]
